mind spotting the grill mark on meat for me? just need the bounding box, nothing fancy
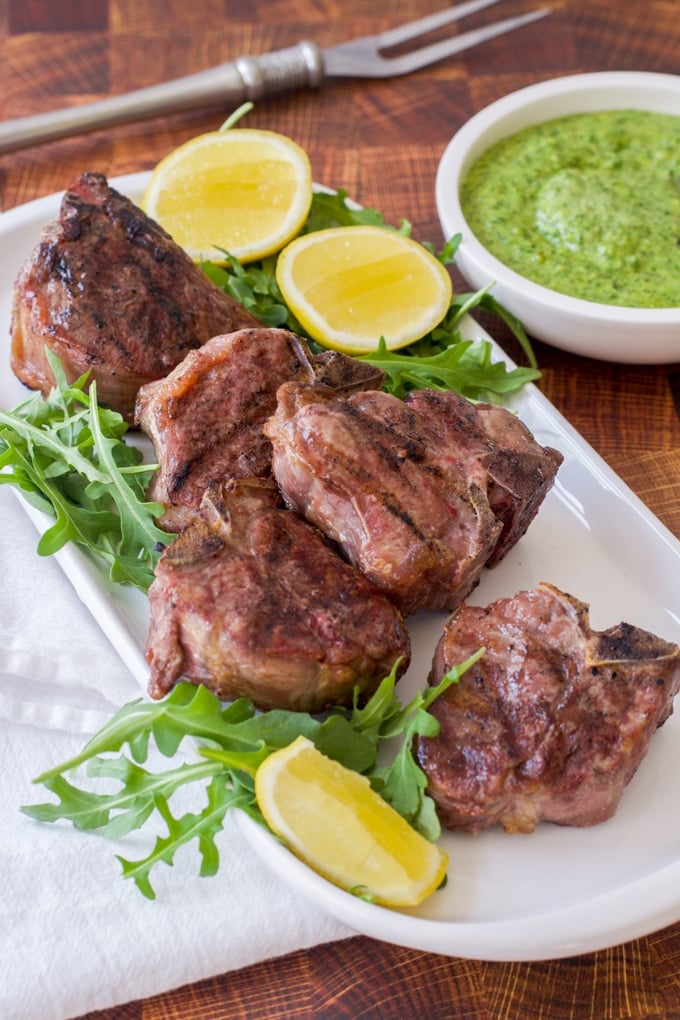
[396,439,426,463]
[168,460,193,500]
[312,351,385,394]
[405,389,563,564]
[145,478,411,711]
[417,582,680,833]
[165,417,270,501]
[111,199,165,254]
[136,329,386,510]
[381,498,427,540]
[341,401,429,478]
[49,248,76,286]
[10,172,260,422]
[282,396,436,546]
[594,621,670,662]
[302,414,432,542]
[265,383,503,615]
[326,400,431,485]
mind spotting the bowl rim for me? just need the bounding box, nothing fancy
[435,71,680,324]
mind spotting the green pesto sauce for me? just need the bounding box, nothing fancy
[460,110,680,308]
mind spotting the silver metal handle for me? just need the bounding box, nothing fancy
[0,41,325,155]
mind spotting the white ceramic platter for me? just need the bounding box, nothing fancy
[2,173,679,961]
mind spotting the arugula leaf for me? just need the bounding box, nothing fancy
[116,773,250,899]
[201,253,296,331]
[359,337,540,403]
[32,681,379,784]
[300,188,411,235]
[28,757,221,835]
[363,651,485,841]
[23,653,482,899]
[0,350,172,591]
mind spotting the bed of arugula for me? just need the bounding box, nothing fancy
[2,189,538,900]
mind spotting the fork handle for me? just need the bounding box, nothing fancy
[0,41,326,156]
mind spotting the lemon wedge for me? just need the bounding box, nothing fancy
[255,736,448,907]
[142,128,313,263]
[275,225,453,354]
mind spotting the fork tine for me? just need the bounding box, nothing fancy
[377,0,507,50]
[376,8,552,76]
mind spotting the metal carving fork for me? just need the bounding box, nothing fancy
[0,0,550,155]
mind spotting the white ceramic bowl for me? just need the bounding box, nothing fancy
[435,71,680,364]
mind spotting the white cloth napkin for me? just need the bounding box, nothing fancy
[0,486,352,1020]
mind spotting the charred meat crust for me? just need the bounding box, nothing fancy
[10,172,260,422]
[145,478,410,712]
[416,582,680,834]
[405,389,563,564]
[264,381,561,616]
[135,328,318,507]
[135,328,386,509]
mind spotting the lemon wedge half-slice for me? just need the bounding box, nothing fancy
[255,735,448,907]
[142,128,313,263]
[275,224,453,354]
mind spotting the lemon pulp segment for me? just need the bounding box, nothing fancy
[276,226,452,354]
[142,129,312,262]
[255,736,448,907]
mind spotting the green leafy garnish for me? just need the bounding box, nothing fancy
[203,189,540,403]
[22,651,483,899]
[301,187,411,234]
[367,667,469,841]
[0,350,171,591]
[360,335,539,403]
[202,252,294,330]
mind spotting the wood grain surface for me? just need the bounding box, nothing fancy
[1,1,679,1017]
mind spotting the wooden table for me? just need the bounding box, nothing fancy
[2,1,679,1017]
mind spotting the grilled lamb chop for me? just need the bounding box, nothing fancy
[10,172,259,422]
[264,382,503,616]
[145,478,410,711]
[417,582,680,834]
[405,389,563,564]
[135,328,384,509]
